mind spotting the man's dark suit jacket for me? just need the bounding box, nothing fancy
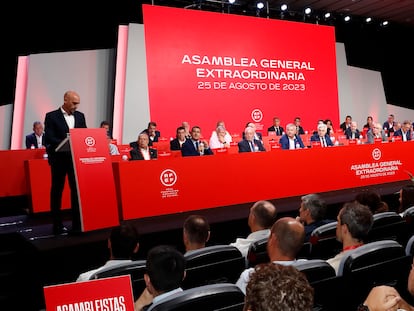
[344,128,361,140]
[238,139,266,152]
[130,148,158,160]
[44,108,87,163]
[340,122,350,132]
[296,125,305,135]
[181,139,213,157]
[267,126,284,136]
[382,122,395,137]
[279,134,305,150]
[170,138,186,151]
[310,134,334,147]
[141,129,161,146]
[25,133,46,149]
[393,129,412,141]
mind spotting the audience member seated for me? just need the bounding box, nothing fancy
[25,121,46,149]
[294,117,305,135]
[310,123,334,147]
[366,122,387,143]
[230,200,277,257]
[242,122,263,141]
[354,189,389,214]
[76,223,140,282]
[181,126,213,156]
[235,217,305,294]
[297,193,335,241]
[267,116,284,136]
[107,131,120,155]
[326,201,373,274]
[134,245,185,311]
[238,127,266,153]
[362,255,414,311]
[279,123,305,149]
[130,133,158,160]
[394,120,412,141]
[183,215,210,254]
[209,125,232,149]
[340,115,353,132]
[324,119,334,135]
[363,116,374,132]
[345,121,361,140]
[170,126,187,151]
[100,120,112,139]
[141,121,161,146]
[244,263,314,311]
[398,184,414,215]
[383,114,395,137]
[181,121,191,139]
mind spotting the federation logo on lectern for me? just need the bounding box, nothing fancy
[372,148,381,161]
[251,109,263,122]
[84,136,96,147]
[160,169,177,187]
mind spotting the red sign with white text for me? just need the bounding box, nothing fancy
[114,141,414,220]
[69,128,119,231]
[44,275,135,311]
[142,5,339,137]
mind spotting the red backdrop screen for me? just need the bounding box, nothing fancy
[142,5,339,137]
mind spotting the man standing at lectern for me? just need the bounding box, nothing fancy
[44,90,87,235]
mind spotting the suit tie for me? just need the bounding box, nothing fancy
[276,127,279,135]
[249,141,255,152]
[195,141,199,150]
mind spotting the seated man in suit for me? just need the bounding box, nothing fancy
[141,121,161,146]
[76,223,140,281]
[25,121,46,149]
[382,114,395,137]
[181,126,213,156]
[393,120,412,141]
[242,122,263,141]
[294,117,305,135]
[267,116,284,136]
[366,122,387,143]
[340,115,352,132]
[134,245,185,311]
[238,126,266,153]
[279,123,305,150]
[183,214,210,254]
[170,126,187,151]
[310,123,333,147]
[130,133,158,160]
[344,121,361,140]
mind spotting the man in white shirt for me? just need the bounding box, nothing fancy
[235,217,306,294]
[230,200,277,258]
[130,133,157,160]
[77,223,140,281]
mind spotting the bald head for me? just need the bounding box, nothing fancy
[249,200,277,231]
[268,217,305,260]
[62,90,80,115]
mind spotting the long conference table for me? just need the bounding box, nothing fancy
[1,140,413,225]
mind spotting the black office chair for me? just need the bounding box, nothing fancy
[293,259,336,283]
[367,211,409,245]
[182,245,245,289]
[405,234,414,256]
[403,206,414,236]
[336,240,411,311]
[246,238,312,268]
[89,260,146,300]
[309,221,342,260]
[146,283,245,311]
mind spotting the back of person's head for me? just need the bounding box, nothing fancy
[183,214,210,246]
[146,245,185,292]
[339,201,373,241]
[244,263,314,311]
[400,184,414,213]
[109,223,139,259]
[270,217,305,258]
[250,200,277,229]
[354,190,386,214]
[301,194,327,222]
